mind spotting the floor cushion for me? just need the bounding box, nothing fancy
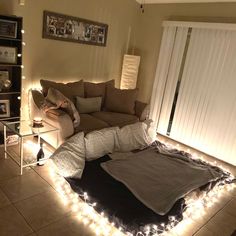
[91,111,139,127]
[76,114,109,134]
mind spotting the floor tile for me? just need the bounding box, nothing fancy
[36,213,94,236]
[0,171,50,203]
[32,161,58,189]
[194,226,215,236]
[0,188,10,209]
[204,210,236,236]
[14,188,71,231]
[0,156,21,183]
[0,204,33,236]
[223,197,236,218]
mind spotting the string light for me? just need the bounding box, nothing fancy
[45,142,235,236]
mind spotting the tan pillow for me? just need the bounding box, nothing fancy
[40,79,84,102]
[42,88,80,128]
[76,97,102,114]
[84,80,114,106]
[105,87,138,115]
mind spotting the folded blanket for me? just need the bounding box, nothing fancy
[102,148,222,215]
[41,87,80,128]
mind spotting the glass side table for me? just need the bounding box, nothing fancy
[1,120,59,175]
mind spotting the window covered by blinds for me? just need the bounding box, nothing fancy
[150,21,236,166]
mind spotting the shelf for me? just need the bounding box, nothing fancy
[0,92,21,95]
[0,14,22,126]
[0,64,22,67]
[0,116,20,121]
[0,37,21,42]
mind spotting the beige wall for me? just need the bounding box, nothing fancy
[135,3,236,103]
[0,0,139,118]
[2,1,236,114]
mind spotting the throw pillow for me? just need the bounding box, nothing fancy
[40,79,84,102]
[76,97,102,114]
[116,122,152,152]
[105,86,138,115]
[42,88,80,128]
[85,127,120,160]
[50,132,85,178]
[84,80,114,107]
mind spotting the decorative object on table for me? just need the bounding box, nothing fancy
[43,11,108,47]
[0,19,17,38]
[0,99,10,118]
[37,142,45,166]
[0,46,17,64]
[6,134,19,146]
[33,117,43,128]
[0,70,12,91]
[120,54,140,89]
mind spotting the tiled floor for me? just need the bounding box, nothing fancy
[0,138,235,236]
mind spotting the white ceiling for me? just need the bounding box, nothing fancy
[136,0,236,3]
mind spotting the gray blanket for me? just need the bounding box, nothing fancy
[101,148,222,215]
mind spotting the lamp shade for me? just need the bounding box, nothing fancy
[120,54,140,89]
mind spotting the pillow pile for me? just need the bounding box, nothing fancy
[84,122,151,160]
[85,127,119,160]
[116,122,152,152]
[50,132,85,178]
[50,122,152,178]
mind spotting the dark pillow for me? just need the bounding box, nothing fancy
[84,80,114,106]
[105,86,138,115]
[40,79,84,102]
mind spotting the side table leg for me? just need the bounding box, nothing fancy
[20,137,23,175]
[3,125,7,159]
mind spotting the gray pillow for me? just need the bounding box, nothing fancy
[76,97,102,114]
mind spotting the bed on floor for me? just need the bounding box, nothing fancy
[50,124,235,235]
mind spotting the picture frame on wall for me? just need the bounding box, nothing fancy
[0,46,17,64]
[0,100,10,118]
[0,19,17,38]
[0,70,9,81]
[0,70,12,92]
[42,11,108,47]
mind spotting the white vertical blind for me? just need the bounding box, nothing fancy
[151,21,236,166]
[150,26,188,134]
[170,28,236,166]
[157,27,188,134]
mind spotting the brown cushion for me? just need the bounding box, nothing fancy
[91,111,139,127]
[105,87,138,114]
[75,114,109,134]
[84,80,114,106]
[40,79,84,102]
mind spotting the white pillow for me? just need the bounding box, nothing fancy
[85,127,119,160]
[50,132,85,178]
[117,122,152,152]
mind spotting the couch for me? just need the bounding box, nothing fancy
[31,79,149,148]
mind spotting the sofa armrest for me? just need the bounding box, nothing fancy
[135,100,150,121]
[30,89,74,147]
